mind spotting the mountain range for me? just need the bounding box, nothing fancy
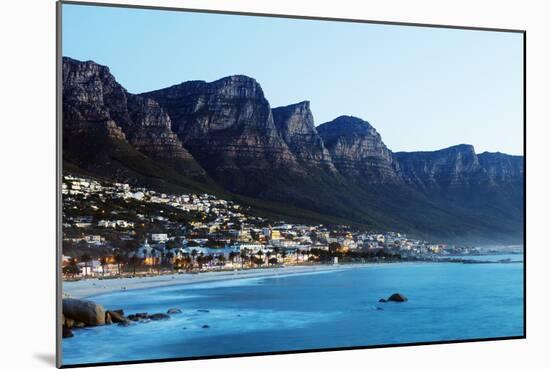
[61,57,524,244]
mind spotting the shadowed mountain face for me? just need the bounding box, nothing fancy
[317,116,401,183]
[141,76,303,195]
[272,101,337,173]
[62,57,206,178]
[62,57,524,244]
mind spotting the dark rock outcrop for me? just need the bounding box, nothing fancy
[394,145,524,191]
[317,116,401,183]
[62,326,74,339]
[106,310,126,323]
[141,75,300,194]
[62,298,106,326]
[62,57,206,178]
[477,152,524,185]
[167,308,182,314]
[272,101,336,173]
[149,313,170,321]
[395,145,482,190]
[387,293,408,302]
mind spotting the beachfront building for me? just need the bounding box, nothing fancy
[151,233,169,243]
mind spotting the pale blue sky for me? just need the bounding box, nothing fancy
[62,3,524,155]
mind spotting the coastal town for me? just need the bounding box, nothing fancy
[61,175,512,280]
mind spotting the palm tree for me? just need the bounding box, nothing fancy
[273,246,280,263]
[114,253,124,276]
[229,251,238,266]
[165,251,174,271]
[301,250,308,263]
[99,256,108,277]
[217,254,226,269]
[281,250,288,264]
[196,254,204,270]
[183,254,192,270]
[63,258,80,278]
[256,250,264,267]
[240,249,248,269]
[129,255,138,277]
[151,249,160,275]
[142,249,150,273]
[266,251,272,266]
[81,253,92,278]
[191,249,198,270]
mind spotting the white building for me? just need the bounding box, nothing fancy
[151,233,169,243]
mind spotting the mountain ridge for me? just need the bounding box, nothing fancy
[62,57,524,244]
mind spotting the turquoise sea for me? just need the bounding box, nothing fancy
[62,255,524,365]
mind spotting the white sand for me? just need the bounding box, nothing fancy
[63,264,375,299]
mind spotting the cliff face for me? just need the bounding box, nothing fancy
[394,145,523,191]
[317,116,401,183]
[477,152,524,185]
[272,101,337,173]
[141,76,300,194]
[395,145,481,190]
[62,57,127,140]
[62,57,524,243]
[62,57,205,177]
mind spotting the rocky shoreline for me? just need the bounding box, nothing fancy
[62,290,410,339]
[62,298,185,339]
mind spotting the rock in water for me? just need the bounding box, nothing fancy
[62,325,74,339]
[378,298,387,303]
[149,313,170,321]
[387,293,408,302]
[63,298,106,326]
[106,310,127,323]
[167,308,182,314]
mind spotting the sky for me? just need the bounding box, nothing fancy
[62,3,524,155]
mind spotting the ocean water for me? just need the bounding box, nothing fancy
[62,257,524,365]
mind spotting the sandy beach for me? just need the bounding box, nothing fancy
[63,263,376,299]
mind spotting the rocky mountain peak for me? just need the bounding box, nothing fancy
[272,101,336,172]
[62,57,206,178]
[141,75,300,195]
[317,116,400,183]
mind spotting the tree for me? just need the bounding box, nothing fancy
[272,246,280,263]
[217,254,226,269]
[151,249,160,275]
[228,251,238,265]
[129,254,138,277]
[266,251,272,266]
[142,249,150,272]
[301,249,309,263]
[329,242,341,254]
[165,251,174,270]
[240,249,248,269]
[114,253,124,276]
[256,250,264,267]
[99,256,108,277]
[191,249,198,269]
[63,258,80,278]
